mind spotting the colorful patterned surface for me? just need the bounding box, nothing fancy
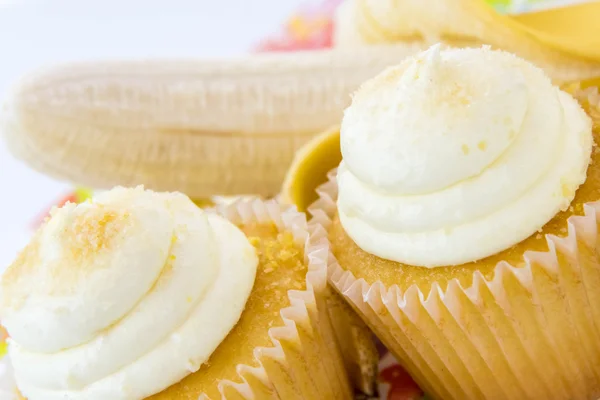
[255,0,340,51]
[2,0,591,398]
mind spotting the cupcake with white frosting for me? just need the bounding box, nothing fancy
[0,186,352,400]
[294,44,600,399]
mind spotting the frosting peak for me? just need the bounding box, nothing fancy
[344,44,530,195]
[338,45,593,267]
[0,186,258,400]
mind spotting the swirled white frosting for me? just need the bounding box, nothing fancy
[337,44,593,267]
[0,186,258,400]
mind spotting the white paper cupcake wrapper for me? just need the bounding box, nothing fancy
[309,163,600,399]
[217,201,379,397]
[207,198,354,399]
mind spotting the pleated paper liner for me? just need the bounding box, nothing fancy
[307,88,600,400]
[209,196,378,397]
[212,199,354,399]
[1,199,354,400]
[187,202,379,394]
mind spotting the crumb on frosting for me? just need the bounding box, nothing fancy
[64,207,131,262]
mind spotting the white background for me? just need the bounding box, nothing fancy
[0,0,303,270]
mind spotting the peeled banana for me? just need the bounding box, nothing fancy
[3,41,599,201]
[1,44,425,198]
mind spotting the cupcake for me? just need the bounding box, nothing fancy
[0,186,353,399]
[26,190,379,396]
[300,44,600,399]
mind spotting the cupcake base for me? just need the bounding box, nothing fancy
[312,167,600,399]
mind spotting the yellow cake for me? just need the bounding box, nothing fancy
[299,45,600,400]
[0,187,352,400]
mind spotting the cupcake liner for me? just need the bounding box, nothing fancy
[310,168,600,399]
[208,198,354,399]
[308,89,600,400]
[219,200,379,396]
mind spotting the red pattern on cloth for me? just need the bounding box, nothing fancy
[255,0,341,51]
[380,364,423,400]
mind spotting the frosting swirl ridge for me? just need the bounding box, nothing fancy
[338,45,593,267]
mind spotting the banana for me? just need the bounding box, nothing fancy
[334,0,600,82]
[1,44,425,198]
[281,125,341,212]
[3,41,598,201]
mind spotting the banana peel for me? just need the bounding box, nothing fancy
[335,0,600,79]
[512,1,600,62]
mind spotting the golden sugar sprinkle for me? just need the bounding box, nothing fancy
[63,206,132,263]
[2,205,133,301]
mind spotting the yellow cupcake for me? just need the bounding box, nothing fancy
[0,187,352,400]
[292,45,600,399]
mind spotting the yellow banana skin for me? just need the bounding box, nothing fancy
[1,45,425,198]
[334,0,600,82]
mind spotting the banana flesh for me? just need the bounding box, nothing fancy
[1,45,425,198]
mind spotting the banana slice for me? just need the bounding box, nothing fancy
[281,126,341,212]
[1,45,424,198]
[334,0,600,82]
